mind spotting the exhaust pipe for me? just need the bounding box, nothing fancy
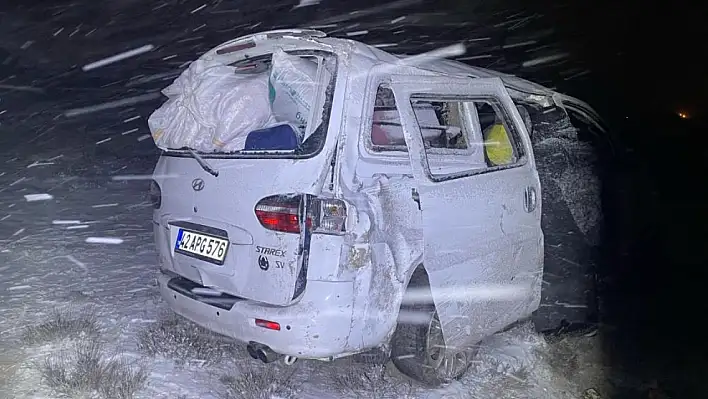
[246,342,282,364]
[246,344,259,360]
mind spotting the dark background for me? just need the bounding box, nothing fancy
[1,0,707,397]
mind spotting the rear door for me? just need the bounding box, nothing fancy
[390,76,544,349]
[154,155,333,306]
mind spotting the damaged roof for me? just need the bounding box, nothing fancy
[205,29,607,132]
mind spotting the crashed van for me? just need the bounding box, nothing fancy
[149,29,607,386]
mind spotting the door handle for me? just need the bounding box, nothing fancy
[523,186,537,213]
[411,188,421,210]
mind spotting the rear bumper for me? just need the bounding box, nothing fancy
[158,272,356,359]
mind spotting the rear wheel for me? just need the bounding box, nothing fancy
[390,271,475,386]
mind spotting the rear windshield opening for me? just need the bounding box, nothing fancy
[162,49,338,159]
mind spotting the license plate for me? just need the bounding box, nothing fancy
[175,229,229,264]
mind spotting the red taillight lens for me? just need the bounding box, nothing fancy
[255,208,300,233]
[255,195,309,234]
[255,318,281,331]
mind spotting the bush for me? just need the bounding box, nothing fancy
[328,361,415,398]
[137,312,241,365]
[23,308,100,345]
[39,339,148,399]
[0,349,21,395]
[219,365,300,399]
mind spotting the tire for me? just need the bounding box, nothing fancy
[390,269,475,387]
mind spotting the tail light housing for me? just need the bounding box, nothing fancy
[254,195,347,235]
[312,198,347,233]
[149,180,161,209]
[254,195,306,234]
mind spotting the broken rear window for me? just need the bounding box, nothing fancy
[161,50,337,159]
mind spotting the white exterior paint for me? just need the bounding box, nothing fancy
[152,29,600,360]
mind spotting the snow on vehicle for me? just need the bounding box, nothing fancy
[148,29,606,386]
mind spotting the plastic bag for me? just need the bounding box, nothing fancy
[268,49,325,132]
[211,73,276,152]
[148,59,273,152]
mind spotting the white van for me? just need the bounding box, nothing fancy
[150,29,606,386]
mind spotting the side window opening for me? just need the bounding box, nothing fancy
[409,96,524,179]
[410,100,470,151]
[370,86,408,151]
[369,86,472,153]
[366,85,525,178]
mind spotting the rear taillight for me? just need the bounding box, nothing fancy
[254,195,306,234]
[149,180,161,209]
[254,195,347,235]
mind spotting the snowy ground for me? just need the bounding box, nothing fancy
[0,105,609,399]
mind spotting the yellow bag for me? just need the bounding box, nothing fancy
[484,124,513,166]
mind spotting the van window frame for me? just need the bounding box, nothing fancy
[362,85,488,162]
[405,92,529,183]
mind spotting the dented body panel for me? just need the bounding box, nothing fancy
[152,29,604,360]
[387,75,543,349]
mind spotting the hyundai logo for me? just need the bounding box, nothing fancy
[191,178,205,191]
[258,255,269,271]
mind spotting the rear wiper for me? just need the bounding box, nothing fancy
[187,149,219,177]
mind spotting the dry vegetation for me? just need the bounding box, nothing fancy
[136,312,308,398]
[22,308,148,399]
[0,349,21,397]
[542,329,609,397]
[327,359,416,398]
[22,308,100,345]
[39,339,148,399]
[137,312,242,365]
[218,365,300,399]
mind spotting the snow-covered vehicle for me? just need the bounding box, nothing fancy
[149,29,606,386]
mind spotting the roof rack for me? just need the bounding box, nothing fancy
[233,29,326,44]
[214,29,327,55]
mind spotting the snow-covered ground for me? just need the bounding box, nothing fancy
[0,103,606,398]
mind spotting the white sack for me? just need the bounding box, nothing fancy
[268,49,328,134]
[212,74,276,152]
[149,59,273,152]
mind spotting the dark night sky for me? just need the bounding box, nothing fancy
[545,0,708,121]
[1,0,706,124]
